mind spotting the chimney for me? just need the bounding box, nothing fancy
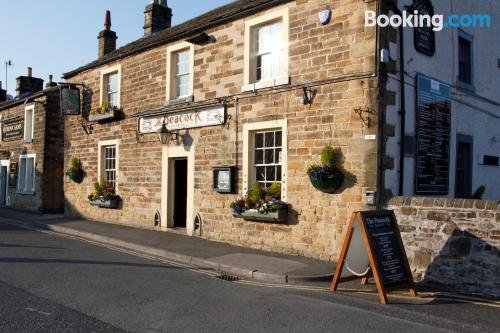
[144,0,172,37]
[16,67,44,99]
[98,10,118,58]
[0,81,6,103]
[45,75,58,88]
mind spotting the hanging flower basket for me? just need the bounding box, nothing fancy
[308,171,344,193]
[66,170,84,184]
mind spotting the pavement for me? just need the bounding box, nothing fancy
[1,221,499,332]
[0,208,334,284]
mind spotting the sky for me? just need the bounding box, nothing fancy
[0,0,233,97]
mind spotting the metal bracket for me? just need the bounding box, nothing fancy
[354,107,376,128]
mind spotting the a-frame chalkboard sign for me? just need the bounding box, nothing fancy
[330,210,417,304]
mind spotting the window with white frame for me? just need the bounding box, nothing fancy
[243,120,287,200]
[253,130,282,189]
[100,65,121,108]
[18,154,35,194]
[105,72,119,107]
[103,145,117,187]
[253,21,284,82]
[167,42,194,101]
[173,49,190,98]
[24,106,34,142]
[243,8,289,91]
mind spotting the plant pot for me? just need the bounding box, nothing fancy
[66,170,84,183]
[88,198,119,208]
[235,208,288,223]
[309,171,344,193]
[89,109,117,122]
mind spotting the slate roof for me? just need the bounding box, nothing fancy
[63,0,292,79]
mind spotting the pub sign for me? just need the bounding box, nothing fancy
[413,0,436,56]
[60,85,81,115]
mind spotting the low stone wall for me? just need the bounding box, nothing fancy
[388,197,500,298]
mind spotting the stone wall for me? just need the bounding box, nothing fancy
[65,0,379,260]
[388,196,500,298]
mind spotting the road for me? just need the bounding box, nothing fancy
[0,221,498,332]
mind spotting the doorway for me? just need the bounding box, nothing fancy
[173,158,187,228]
[0,161,8,207]
[455,135,473,198]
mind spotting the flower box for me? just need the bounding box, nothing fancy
[234,208,288,223]
[88,198,119,208]
[89,109,117,122]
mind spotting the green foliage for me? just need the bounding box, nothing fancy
[320,145,335,166]
[248,183,264,204]
[88,178,119,202]
[471,185,486,199]
[266,182,281,199]
[69,157,81,171]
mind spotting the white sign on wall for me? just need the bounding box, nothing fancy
[139,105,225,133]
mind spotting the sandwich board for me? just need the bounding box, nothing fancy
[330,210,417,304]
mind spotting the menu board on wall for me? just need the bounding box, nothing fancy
[415,74,451,195]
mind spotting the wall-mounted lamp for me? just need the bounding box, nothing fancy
[159,123,182,145]
[303,86,314,105]
[80,120,93,135]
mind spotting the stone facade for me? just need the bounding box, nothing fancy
[64,0,380,260]
[0,89,65,213]
[389,196,500,298]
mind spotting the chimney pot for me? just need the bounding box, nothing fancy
[27,67,32,77]
[98,10,118,58]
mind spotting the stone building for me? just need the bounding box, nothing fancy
[0,70,65,213]
[62,0,379,260]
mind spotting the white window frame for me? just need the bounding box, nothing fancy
[24,105,35,143]
[98,139,120,190]
[166,42,194,102]
[99,64,122,108]
[242,7,289,92]
[17,153,36,195]
[0,114,3,144]
[243,120,287,201]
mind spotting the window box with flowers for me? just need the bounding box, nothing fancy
[230,182,288,223]
[89,102,120,122]
[88,179,120,208]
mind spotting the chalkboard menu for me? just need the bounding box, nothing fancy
[2,119,23,141]
[413,0,435,56]
[331,210,416,304]
[415,74,451,195]
[60,85,81,115]
[361,211,412,288]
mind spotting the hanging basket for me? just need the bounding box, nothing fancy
[309,171,344,193]
[66,170,84,184]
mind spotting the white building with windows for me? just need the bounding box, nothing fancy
[383,0,500,200]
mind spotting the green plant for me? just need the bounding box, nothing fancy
[306,145,344,193]
[470,185,486,199]
[68,158,81,172]
[320,145,337,167]
[88,178,119,202]
[266,182,281,199]
[248,182,264,204]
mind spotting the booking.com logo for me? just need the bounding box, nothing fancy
[365,10,491,31]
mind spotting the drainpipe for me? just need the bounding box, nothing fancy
[390,3,406,197]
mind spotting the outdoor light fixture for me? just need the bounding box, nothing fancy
[158,123,182,145]
[303,86,314,105]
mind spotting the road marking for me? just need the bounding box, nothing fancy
[24,307,51,316]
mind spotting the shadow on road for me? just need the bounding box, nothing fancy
[0,243,65,250]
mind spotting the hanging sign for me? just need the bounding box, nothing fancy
[139,105,225,134]
[60,85,81,115]
[2,119,23,141]
[331,210,417,304]
[413,0,436,56]
[415,74,451,195]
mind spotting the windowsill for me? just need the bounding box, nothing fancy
[166,95,194,106]
[17,191,35,195]
[456,80,475,93]
[241,76,290,92]
[23,140,33,144]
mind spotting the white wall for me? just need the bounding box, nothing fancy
[385,0,500,199]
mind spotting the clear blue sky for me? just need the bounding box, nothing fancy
[0,0,233,96]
